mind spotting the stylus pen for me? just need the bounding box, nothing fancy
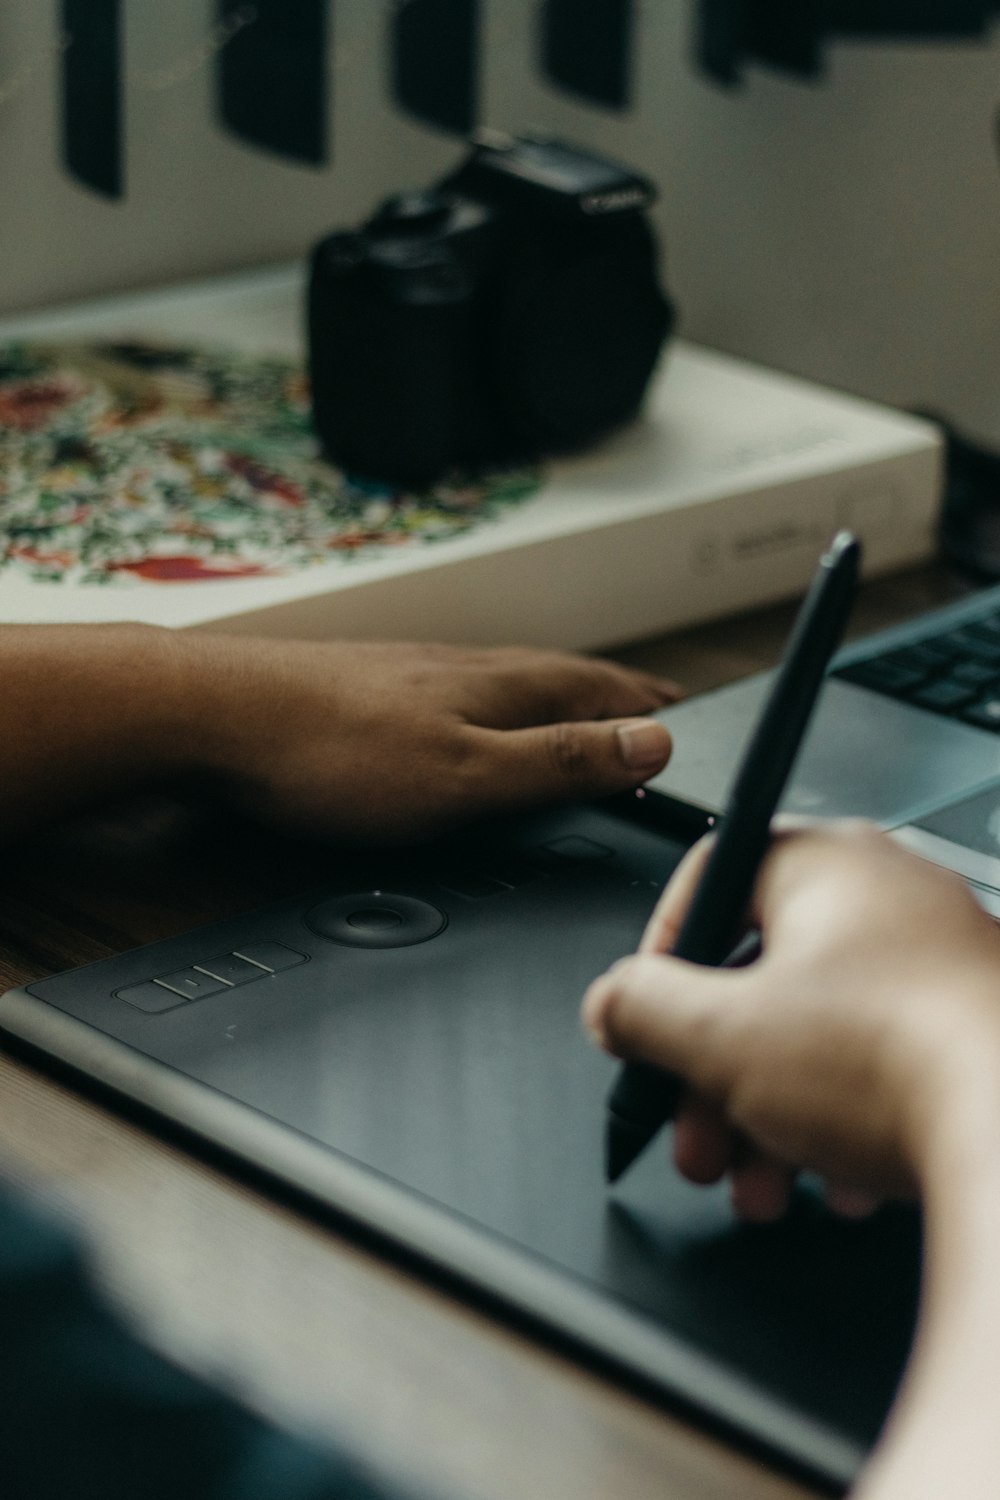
[604,530,861,1184]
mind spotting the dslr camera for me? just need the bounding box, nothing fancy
[308,134,675,488]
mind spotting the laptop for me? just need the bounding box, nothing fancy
[651,578,1000,914]
[8,575,1000,1492]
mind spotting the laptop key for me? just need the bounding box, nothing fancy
[951,659,1000,688]
[961,619,1000,645]
[939,630,1000,664]
[837,660,927,695]
[910,679,979,713]
[884,642,955,671]
[961,697,1000,732]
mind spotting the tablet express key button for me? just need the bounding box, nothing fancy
[196,954,274,985]
[117,944,308,1011]
[232,942,308,972]
[156,969,230,1001]
[117,981,189,1014]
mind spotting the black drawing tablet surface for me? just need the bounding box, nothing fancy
[0,802,918,1489]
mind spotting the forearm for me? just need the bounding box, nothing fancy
[0,623,199,837]
[0,625,674,847]
[857,1059,1000,1500]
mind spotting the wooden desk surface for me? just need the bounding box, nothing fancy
[0,561,973,1500]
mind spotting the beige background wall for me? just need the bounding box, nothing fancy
[4,2,1000,438]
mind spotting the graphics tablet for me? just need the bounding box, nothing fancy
[0,797,918,1492]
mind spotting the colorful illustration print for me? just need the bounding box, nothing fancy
[0,342,538,585]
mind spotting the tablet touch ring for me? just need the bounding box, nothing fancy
[304,893,447,948]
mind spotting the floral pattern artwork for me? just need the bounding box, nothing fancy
[0,342,539,585]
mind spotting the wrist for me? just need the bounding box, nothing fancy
[81,622,205,781]
[0,623,206,835]
[873,1003,1000,1500]
[155,628,289,784]
[906,997,1000,1208]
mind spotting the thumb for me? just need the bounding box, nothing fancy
[476,716,671,805]
[582,952,746,1099]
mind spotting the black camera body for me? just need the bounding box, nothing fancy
[308,135,675,487]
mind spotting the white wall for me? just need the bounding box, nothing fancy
[514,4,1000,443]
[1,2,458,311]
[5,2,1000,438]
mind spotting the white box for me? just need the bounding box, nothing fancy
[0,265,942,650]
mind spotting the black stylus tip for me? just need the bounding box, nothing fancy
[605,1115,653,1184]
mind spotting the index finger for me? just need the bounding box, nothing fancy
[640,814,827,958]
[464,650,682,731]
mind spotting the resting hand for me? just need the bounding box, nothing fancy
[583,821,1000,1215]
[0,625,677,844]
[181,634,678,843]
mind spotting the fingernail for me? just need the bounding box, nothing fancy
[616,719,670,769]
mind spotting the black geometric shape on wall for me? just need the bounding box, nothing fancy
[697,0,1000,86]
[540,0,634,109]
[217,0,330,165]
[392,0,479,136]
[830,0,997,35]
[61,0,123,198]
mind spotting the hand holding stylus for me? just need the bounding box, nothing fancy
[593,532,861,1183]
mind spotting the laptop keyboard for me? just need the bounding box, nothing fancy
[836,607,1000,733]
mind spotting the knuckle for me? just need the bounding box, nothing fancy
[599,956,648,1048]
[548,721,591,777]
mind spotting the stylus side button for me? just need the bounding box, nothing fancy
[232,942,307,973]
[117,981,189,1014]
